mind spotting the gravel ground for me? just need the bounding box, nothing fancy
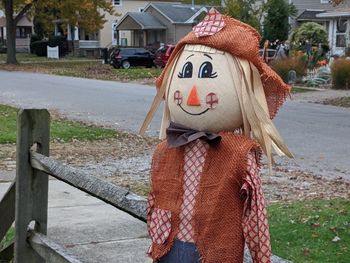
[1,88,349,203]
[1,138,349,203]
[291,88,350,104]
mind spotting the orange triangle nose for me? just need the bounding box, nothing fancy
[187,85,201,106]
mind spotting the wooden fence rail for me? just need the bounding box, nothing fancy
[0,182,15,242]
[0,109,147,263]
[30,152,147,222]
[0,182,15,262]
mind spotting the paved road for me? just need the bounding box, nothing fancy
[1,71,349,180]
[0,71,163,134]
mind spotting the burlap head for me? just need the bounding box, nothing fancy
[156,15,291,119]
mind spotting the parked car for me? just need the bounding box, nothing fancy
[259,49,277,64]
[110,47,155,69]
[154,44,175,68]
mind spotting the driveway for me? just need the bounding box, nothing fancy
[1,71,349,180]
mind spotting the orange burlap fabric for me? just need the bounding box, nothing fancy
[156,16,291,119]
[149,132,261,262]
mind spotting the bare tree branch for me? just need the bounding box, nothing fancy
[14,0,39,25]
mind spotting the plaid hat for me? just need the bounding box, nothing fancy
[156,8,291,119]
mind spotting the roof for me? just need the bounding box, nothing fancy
[296,10,326,21]
[148,3,207,23]
[316,7,350,18]
[127,12,166,29]
[0,15,33,27]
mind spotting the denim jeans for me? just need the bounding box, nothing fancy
[156,240,201,263]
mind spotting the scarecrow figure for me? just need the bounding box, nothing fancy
[140,8,293,263]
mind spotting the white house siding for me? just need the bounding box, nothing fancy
[321,16,350,56]
[100,0,178,47]
[100,0,151,47]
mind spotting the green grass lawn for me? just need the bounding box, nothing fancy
[0,53,96,63]
[0,105,118,144]
[269,199,350,263]
[0,228,14,250]
[1,199,348,262]
[323,97,350,108]
[0,56,161,82]
[292,86,316,94]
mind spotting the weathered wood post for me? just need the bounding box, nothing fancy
[15,109,50,263]
[0,182,16,261]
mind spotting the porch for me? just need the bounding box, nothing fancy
[296,9,350,56]
[0,17,32,52]
[317,9,350,56]
[53,19,101,57]
[115,12,166,48]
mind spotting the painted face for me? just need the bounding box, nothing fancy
[167,46,243,133]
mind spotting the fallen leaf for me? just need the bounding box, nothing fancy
[332,236,341,242]
[303,248,310,256]
[311,223,320,228]
[330,227,338,234]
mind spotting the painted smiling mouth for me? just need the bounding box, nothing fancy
[179,104,210,116]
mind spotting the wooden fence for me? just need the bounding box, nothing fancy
[0,109,147,263]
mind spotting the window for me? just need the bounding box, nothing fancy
[320,0,329,3]
[16,26,32,39]
[336,19,347,47]
[120,49,136,55]
[112,0,122,6]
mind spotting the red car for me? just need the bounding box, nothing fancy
[154,44,175,68]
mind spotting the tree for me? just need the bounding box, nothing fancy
[290,22,328,47]
[262,0,297,42]
[0,0,116,64]
[224,0,262,32]
[330,0,347,5]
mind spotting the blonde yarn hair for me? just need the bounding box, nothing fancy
[140,45,293,171]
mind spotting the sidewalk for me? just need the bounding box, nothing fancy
[0,176,289,263]
[0,178,150,263]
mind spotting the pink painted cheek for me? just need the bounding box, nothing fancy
[206,92,219,109]
[174,90,183,105]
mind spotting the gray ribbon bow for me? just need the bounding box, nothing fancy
[166,122,221,148]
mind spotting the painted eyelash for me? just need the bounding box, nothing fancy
[177,72,185,78]
[178,62,193,78]
[209,72,218,78]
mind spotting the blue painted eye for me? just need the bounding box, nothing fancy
[198,61,217,78]
[178,62,193,78]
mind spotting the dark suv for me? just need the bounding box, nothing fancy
[109,47,154,69]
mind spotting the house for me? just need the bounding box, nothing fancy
[115,3,208,47]
[54,0,179,57]
[291,1,350,55]
[0,11,33,52]
[100,0,181,48]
